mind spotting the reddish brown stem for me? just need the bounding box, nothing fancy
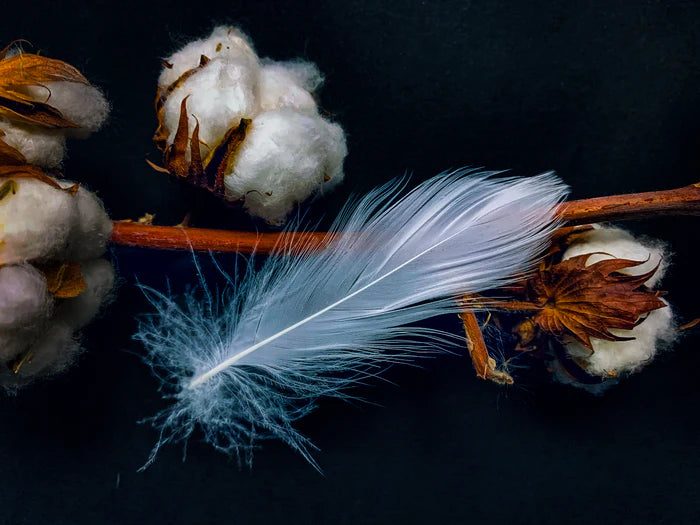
[458,310,513,385]
[110,181,700,253]
[560,181,700,224]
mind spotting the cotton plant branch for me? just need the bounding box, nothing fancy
[109,181,700,252]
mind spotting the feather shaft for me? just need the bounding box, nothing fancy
[136,168,569,468]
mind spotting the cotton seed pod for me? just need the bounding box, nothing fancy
[153,26,348,224]
[560,226,675,379]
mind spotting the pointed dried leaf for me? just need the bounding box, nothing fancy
[205,118,250,194]
[38,262,86,298]
[0,53,89,86]
[163,96,191,178]
[0,164,76,193]
[0,48,88,129]
[0,135,26,165]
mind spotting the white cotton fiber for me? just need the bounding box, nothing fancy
[159,26,258,87]
[257,60,322,114]
[0,177,76,264]
[0,264,52,330]
[0,177,112,265]
[566,301,675,377]
[61,184,113,261]
[0,321,81,388]
[563,225,667,287]
[55,258,115,330]
[560,226,676,380]
[162,57,259,155]
[224,109,347,224]
[158,26,348,224]
[0,119,66,168]
[21,82,110,133]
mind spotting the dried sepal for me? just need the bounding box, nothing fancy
[0,164,78,193]
[153,54,210,150]
[151,93,249,198]
[0,45,90,129]
[37,261,86,298]
[0,133,26,165]
[503,253,668,350]
[204,117,249,193]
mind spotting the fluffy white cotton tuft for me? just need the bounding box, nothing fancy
[0,119,66,167]
[158,26,347,223]
[158,26,258,87]
[257,60,322,114]
[224,110,347,224]
[0,178,76,264]
[0,178,113,265]
[61,184,114,261]
[566,301,675,378]
[559,226,676,383]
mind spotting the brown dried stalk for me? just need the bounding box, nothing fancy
[458,310,514,385]
[110,181,700,252]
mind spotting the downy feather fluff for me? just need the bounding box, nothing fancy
[135,169,568,469]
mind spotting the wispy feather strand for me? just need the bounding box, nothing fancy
[135,169,568,469]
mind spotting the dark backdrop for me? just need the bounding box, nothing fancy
[0,1,699,524]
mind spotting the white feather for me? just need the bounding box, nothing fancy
[135,169,568,469]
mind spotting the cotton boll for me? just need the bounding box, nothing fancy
[0,264,52,331]
[162,57,259,156]
[563,226,667,287]
[60,184,113,261]
[565,301,675,377]
[159,26,258,87]
[0,177,75,265]
[0,119,66,167]
[55,258,115,330]
[257,61,322,114]
[224,109,347,224]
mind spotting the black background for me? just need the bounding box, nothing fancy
[0,1,699,524]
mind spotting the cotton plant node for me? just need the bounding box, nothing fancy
[459,225,680,392]
[0,43,114,389]
[149,26,347,225]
